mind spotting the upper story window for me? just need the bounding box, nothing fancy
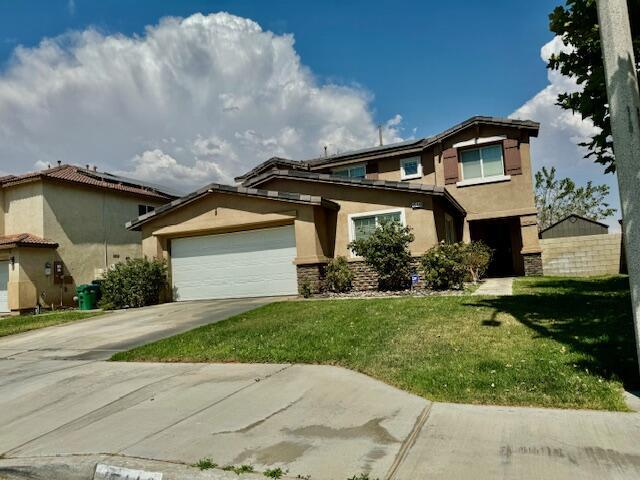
[138,204,155,216]
[332,163,366,179]
[400,156,422,180]
[460,144,504,181]
[350,209,405,243]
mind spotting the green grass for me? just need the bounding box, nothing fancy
[0,310,104,337]
[112,276,638,411]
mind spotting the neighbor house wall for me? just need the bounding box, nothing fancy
[0,189,5,236]
[41,181,165,304]
[541,233,622,276]
[3,182,45,237]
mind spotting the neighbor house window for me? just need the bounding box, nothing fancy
[460,144,504,180]
[350,209,405,243]
[444,213,457,244]
[400,156,422,180]
[332,163,366,179]
[138,205,155,216]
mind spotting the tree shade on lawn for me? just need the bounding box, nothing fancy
[112,276,638,411]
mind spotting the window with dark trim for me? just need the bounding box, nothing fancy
[138,204,155,216]
[460,144,505,180]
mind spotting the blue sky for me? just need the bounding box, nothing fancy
[0,0,560,135]
[0,0,620,226]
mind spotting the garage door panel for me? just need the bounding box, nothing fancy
[171,226,298,301]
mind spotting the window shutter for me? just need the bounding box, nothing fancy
[503,139,522,175]
[443,148,459,184]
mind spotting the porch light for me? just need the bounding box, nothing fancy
[44,262,52,276]
[9,256,15,267]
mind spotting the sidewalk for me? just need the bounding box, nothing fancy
[473,277,514,296]
[1,358,639,480]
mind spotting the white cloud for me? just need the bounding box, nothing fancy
[0,12,403,192]
[68,0,75,15]
[510,36,621,230]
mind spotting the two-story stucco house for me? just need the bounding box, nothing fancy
[128,116,542,301]
[0,164,176,312]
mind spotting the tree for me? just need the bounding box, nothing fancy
[348,220,414,291]
[548,0,639,173]
[535,166,615,231]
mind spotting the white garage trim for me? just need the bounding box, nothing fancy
[171,225,298,301]
[0,261,9,313]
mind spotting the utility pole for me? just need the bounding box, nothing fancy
[597,0,640,371]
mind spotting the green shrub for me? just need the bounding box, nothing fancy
[323,256,353,292]
[421,242,467,290]
[421,241,494,290]
[348,220,415,291]
[464,241,493,283]
[99,257,168,309]
[299,280,314,298]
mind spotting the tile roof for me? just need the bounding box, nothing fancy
[126,182,340,231]
[235,116,540,182]
[0,233,59,250]
[243,169,466,215]
[0,164,177,200]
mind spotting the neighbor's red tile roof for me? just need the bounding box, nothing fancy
[0,233,59,250]
[0,164,176,201]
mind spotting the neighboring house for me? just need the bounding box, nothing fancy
[0,164,177,312]
[128,116,543,301]
[539,214,609,239]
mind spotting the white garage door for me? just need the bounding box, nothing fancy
[171,225,298,301]
[0,261,8,313]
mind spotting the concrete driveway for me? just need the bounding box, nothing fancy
[0,300,639,479]
[0,297,275,361]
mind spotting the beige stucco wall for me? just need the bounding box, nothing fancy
[309,125,540,256]
[0,247,62,310]
[0,189,5,236]
[541,233,623,276]
[139,192,330,269]
[2,183,45,237]
[258,178,449,258]
[0,180,168,309]
[41,181,165,295]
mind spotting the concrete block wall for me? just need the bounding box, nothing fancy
[540,233,623,276]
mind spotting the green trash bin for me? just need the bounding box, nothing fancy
[76,284,97,310]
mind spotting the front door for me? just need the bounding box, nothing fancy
[470,219,518,277]
[0,261,9,313]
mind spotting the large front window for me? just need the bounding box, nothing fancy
[460,144,504,180]
[333,163,366,179]
[351,210,404,242]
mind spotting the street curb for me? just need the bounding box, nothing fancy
[0,455,297,480]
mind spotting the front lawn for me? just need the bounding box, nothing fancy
[0,310,104,337]
[112,276,638,411]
